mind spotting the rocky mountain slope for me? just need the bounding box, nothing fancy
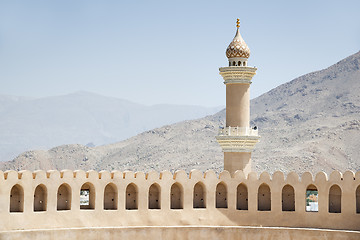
[0,92,221,161]
[2,51,360,174]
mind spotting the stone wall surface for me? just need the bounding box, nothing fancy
[0,169,359,232]
[0,226,359,240]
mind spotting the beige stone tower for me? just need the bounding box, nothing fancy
[216,19,260,176]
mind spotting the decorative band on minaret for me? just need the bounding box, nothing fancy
[216,19,260,176]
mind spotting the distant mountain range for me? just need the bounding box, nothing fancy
[2,51,360,175]
[0,92,221,161]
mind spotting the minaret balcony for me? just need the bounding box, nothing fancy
[216,126,260,152]
[218,126,258,137]
[219,66,257,84]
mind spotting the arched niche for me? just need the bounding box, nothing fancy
[80,182,95,210]
[57,183,71,211]
[237,183,248,210]
[193,182,206,208]
[126,183,138,210]
[306,184,318,212]
[170,182,183,209]
[149,183,161,209]
[34,184,47,212]
[258,183,271,211]
[282,184,295,211]
[10,184,24,213]
[104,183,117,210]
[216,182,227,208]
[329,184,341,213]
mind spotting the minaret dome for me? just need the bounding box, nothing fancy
[226,19,250,67]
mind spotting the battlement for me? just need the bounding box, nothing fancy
[0,169,359,232]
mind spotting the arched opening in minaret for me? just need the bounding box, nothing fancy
[237,183,248,210]
[232,61,236,66]
[357,185,360,213]
[238,61,241,66]
[80,182,95,210]
[306,184,318,212]
[258,183,271,211]
[282,184,295,211]
[193,182,206,208]
[57,183,71,211]
[126,183,138,210]
[10,184,24,212]
[329,185,341,213]
[216,182,227,208]
[149,183,161,209]
[243,61,246,66]
[104,183,117,210]
[170,182,183,209]
[34,184,47,212]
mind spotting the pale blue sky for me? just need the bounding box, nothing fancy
[0,0,359,106]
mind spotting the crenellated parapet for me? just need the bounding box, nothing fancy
[0,169,359,232]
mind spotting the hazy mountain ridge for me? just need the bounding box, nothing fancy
[0,91,222,161]
[0,95,34,112]
[2,51,360,174]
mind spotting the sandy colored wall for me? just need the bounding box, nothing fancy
[0,169,359,232]
[224,152,251,175]
[0,226,359,240]
[226,83,250,127]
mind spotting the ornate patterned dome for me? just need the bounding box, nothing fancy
[226,22,250,59]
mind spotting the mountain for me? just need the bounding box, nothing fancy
[2,51,360,174]
[250,50,360,173]
[0,95,34,112]
[0,92,222,161]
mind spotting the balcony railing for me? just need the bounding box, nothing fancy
[218,126,258,137]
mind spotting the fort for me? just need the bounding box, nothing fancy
[1,169,360,239]
[1,20,359,239]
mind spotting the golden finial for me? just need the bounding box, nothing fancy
[236,19,240,29]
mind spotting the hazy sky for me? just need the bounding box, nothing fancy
[0,0,359,107]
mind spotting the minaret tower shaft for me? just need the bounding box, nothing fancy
[216,19,260,176]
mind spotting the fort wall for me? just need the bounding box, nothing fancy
[0,169,359,232]
[1,226,359,240]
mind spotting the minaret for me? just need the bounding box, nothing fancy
[216,19,260,176]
